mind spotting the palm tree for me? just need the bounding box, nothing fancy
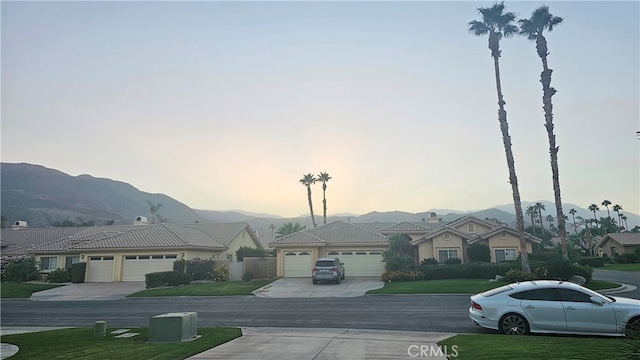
[601,200,612,218]
[525,205,537,234]
[469,2,529,272]
[588,203,599,221]
[145,200,163,224]
[568,208,577,234]
[317,171,332,225]
[299,173,318,228]
[534,202,546,232]
[519,5,568,259]
[275,222,306,239]
[546,214,555,230]
[620,214,628,230]
[613,204,623,228]
[269,224,275,237]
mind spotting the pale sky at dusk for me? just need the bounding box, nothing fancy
[2,1,639,218]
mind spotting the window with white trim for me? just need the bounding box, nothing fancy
[40,256,58,271]
[438,249,458,263]
[467,223,476,233]
[495,248,517,263]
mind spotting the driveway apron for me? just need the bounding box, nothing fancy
[29,282,146,301]
[253,277,384,298]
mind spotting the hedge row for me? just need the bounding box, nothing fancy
[145,271,191,289]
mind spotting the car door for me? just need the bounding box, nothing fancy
[511,288,566,331]
[556,289,617,334]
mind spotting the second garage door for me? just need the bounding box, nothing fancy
[121,254,177,281]
[86,256,114,282]
[283,251,312,277]
[325,250,384,277]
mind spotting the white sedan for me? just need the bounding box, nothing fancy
[469,280,640,336]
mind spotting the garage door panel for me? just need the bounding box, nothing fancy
[325,250,384,277]
[284,251,311,277]
[86,256,114,282]
[122,255,176,282]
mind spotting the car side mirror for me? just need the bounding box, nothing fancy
[589,296,604,306]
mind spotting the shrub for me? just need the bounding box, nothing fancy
[444,257,462,265]
[572,264,594,282]
[71,262,86,283]
[421,265,458,280]
[529,251,561,262]
[467,244,491,263]
[457,262,518,279]
[46,269,71,283]
[186,258,215,281]
[420,258,439,266]
[381,270,423,282]
[383,253,417,272]
[578,257,605,267]
[173,259,186,273]
[3,257,40,282]
[145,271,191,289]
[208,263,229,282]
[635,246,640,259]
[236,246,266,261]
[621,253,637,264]
[532,266,549,279]
[241,271,254,283]
[546,259,593,282]
[504,269,537,283]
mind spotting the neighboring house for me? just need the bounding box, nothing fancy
[597,233,640,257]
[0,220,262,282]
[269,216,542,278]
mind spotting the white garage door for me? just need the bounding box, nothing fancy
[283,251,312,277]
[121,254,177,282]
[325,250,384,276]
[86,256,114,282]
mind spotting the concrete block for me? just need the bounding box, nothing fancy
[148,312,198,343]
[95,321,106,337]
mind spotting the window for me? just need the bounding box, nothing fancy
[342,252,353,255]
[64,256,79,270]
[495,249,517,263]
[327,252,340,256]
[438,249,458,263]
[165,254,178,259]
[152,255,164,260]
[557,289,592,303]
[227,254,233,261]
[40,257,58,271]
[369,252,381,255]
[467,223,476,233]
[510,288,558,301]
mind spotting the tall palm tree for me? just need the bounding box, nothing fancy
[317,171,332,225]
[588,203,599,222]
[299,173,318,228]
[469,2,529,272]
[275,222,306,239]
[269,224,275,237]
[525,205,537,234]
[569,208,577,234]
[519,5,568,259]
[534,202,546,232]
[620,214,628,230]
[601,200,612,218]
[145,200,163,224]
[613,204,623,228]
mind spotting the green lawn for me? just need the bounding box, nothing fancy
[128,279,275,297]
[366,278,621,295]
[438,333,639,360]
[0,326,240,360]
[1,283,63,298]
[602,263,640,272]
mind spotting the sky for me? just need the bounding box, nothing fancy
[2,1,639,219]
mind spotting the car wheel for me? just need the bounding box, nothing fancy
[500,313,528,335]
[341,272,345,280]
[312,279,317,284]
[626,316,640,338]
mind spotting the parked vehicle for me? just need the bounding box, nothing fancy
[312,257,345,284]
[469,280,640,337]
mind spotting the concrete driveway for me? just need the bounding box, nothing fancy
[253,277,384,298]
[189,327,454,359]
[29,282,146,301]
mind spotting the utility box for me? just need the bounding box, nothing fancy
[148,312,198,343]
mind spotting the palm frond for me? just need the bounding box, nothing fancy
[468,20,489,35]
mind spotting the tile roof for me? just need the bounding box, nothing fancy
[1,227,87,256]
[180,223,253,246]
[598,232,640,247]
[270,221,389,246]
[381,222,430,233]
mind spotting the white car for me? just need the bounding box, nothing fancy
[469,280,640,336]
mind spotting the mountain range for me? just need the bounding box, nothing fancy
[2,162,637,248]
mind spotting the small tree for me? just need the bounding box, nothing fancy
[236,246,266,261]
[382,234,417,272]
[3,257,40,282]
[467,243,491,262]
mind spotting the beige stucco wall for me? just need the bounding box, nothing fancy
[454,222,491,235]
[418,241,434,261]
[226,229,262,262]
[433,234,464,263]
[599,239,625,257]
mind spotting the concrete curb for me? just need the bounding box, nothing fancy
[600,283,637,294]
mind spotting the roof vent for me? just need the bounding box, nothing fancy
[12,221,28,230]
[133,216,149,225]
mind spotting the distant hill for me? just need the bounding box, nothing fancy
[1,163,204,227]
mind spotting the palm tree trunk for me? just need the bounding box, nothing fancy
[539,36,568,260]
[322,184,327,225]
[571,214,577,234]
[307,186,317,228]
[538,209,545,232]
[492,52,530,272]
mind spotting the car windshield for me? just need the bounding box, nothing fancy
[315,260,335,267]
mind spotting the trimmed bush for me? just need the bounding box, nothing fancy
[572,264,594,282]
[173,259,186,273]
[635,246,640,259]
[504,269,537,283]
[208,264,229,282]
[381,270,423,282]
[186,258,215,281]
[578,257,605,267]
[145,271,192,289]
[529,251,561,262]
[621,253,637,264]
[3,257,40,282]
[421,265,458,280]
[241,272,254,283]
[165,271,191,286]
[236,246,266,261]
[421,258,439,266]
[467,244,491,263]
[444,257,462,265]
[71,262,86,283]
[47,268,71,283]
